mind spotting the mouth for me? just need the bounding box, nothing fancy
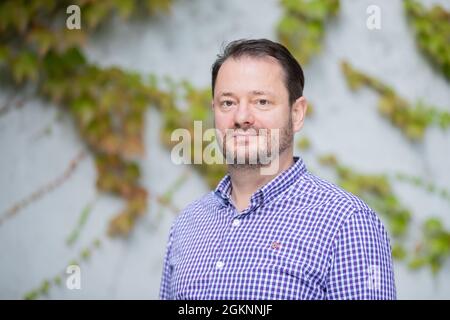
[231,129,261,137]
[230,133,262,146]
[232,133,258,137]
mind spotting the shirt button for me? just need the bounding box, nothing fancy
[232,219,241,227]
[216,261,224,269]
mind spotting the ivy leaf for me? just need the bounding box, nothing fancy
[27,27,55,56]
[83,2,111,29]
[116,0,135,19]
[146,0,172,14]
[408,257,427,270]
[392,244,407,260]
[424,218,443,236]
[70,97,96,127]
[0,45,9,64]
[12,51,38,84]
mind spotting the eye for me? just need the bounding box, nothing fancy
[220,100,234,108]
[257,99,270,106]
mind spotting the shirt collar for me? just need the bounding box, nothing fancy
[214,156,307,210]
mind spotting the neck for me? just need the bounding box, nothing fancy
[228,149,294,212]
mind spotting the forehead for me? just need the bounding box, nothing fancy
[214,55,287,97]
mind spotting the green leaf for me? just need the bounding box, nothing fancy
[424,218,443,235]
[12,51,38,84]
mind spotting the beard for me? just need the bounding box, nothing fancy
[216,116,293,171]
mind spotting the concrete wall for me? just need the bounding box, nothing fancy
[0,0,449,299]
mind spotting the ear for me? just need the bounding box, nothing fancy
[291,96,308,133]
[211,99,214,110]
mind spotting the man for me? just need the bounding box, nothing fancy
[159,39,396,300]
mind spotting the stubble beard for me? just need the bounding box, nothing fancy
[217,116,293,172]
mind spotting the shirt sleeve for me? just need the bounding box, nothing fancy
[325,209,397,300]
[159,223,175,300]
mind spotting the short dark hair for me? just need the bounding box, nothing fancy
[211,39,305,105]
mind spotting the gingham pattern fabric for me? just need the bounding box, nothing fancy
[159,157,396,300]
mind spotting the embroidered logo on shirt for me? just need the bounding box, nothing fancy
[270,241,281,250]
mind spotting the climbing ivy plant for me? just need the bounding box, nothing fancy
[404,0,450,81]
[0,0,229,237]
[277,0,340,64]
[0,0,177,237]
[341,61,450,141]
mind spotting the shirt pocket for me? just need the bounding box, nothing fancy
[259,246,310,280]
[243,247,316,299]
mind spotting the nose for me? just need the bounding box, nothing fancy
[233,101,255,129]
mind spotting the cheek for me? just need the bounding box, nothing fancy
[214,111,234,129]
[257,110,287,129]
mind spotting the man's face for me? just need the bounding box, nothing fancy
[212,55,295,167]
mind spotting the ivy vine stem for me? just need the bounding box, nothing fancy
[0,150,86,227]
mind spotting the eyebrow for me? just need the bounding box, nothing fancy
[217,90,275,98]
[218,92,235,97]
[250,90,274,96]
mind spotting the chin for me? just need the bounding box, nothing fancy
[234,147,269,165]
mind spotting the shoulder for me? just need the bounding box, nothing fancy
[284,170,386,239]
[171,191,217,230]
[293,170,373,215]
[303,172,389,241]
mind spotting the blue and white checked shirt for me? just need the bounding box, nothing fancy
[159,157,396,299]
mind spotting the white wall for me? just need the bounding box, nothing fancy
[0,0,449,299]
